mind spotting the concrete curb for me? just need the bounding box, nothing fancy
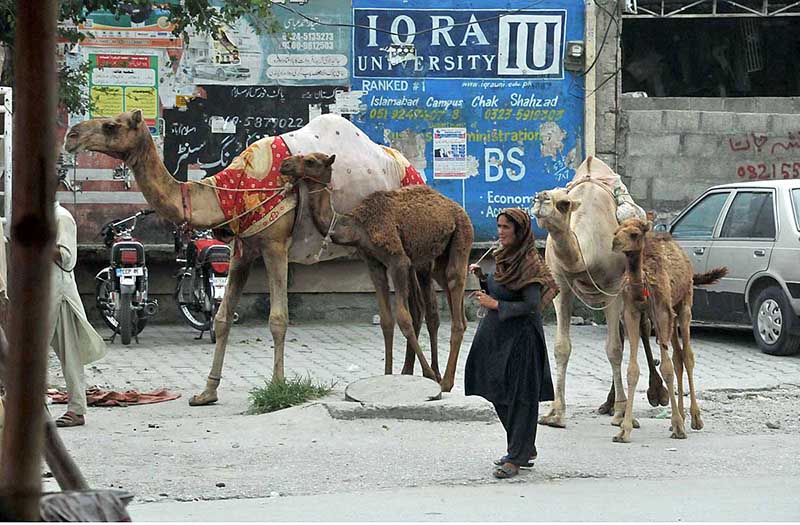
[322,398,497,422]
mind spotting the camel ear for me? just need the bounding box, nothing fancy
[324,154,336,167]
[643,221,652,233]
[130,109,143,128]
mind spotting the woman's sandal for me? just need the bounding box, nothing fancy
[55,411,85,428]
[493,448,537,468]
[493,463,520,479]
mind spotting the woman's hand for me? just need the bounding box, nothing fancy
[469,264,486,280]
[470,290,499,310]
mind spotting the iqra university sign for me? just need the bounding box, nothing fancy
[353,9,567,79]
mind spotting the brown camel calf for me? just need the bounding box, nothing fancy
[280,153,474,392]
[611,218,727,442]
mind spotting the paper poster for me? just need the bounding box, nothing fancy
[433,128,468,179]
[89,54,160,135]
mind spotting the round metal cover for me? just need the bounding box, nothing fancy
[345,374,442,404]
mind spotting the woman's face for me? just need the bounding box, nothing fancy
[497,215,517,248]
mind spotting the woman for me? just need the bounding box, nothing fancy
[464,208,558,479]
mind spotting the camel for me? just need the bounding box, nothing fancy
[279,152,473,392]
[64,110,411,406]
[611,218,727,442]
[531,158,669,429]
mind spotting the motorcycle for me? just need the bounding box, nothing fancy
[95,209,159,345]
[173,228,234,343]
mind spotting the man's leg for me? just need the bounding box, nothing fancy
[52,311,87,423]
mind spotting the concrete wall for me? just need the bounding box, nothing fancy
[619,104,800,217]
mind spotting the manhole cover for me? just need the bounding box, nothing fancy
[345,375,442,404]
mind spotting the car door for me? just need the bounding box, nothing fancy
[669,190,733,321]
[704,189,777,324]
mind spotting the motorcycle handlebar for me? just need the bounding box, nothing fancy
[140,209,156,216]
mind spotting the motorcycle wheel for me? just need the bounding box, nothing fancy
[96,270,147,336]
[176,273,212,331]
[119,292,133,345]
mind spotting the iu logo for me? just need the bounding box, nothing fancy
[497,13,565,78]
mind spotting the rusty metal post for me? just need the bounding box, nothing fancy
[0,0,58,519]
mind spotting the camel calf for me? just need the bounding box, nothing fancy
[611,218,727,443]
[280,153,474,392]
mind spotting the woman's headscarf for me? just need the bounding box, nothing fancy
[493,208,559,312]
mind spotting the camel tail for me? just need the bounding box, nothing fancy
[693,267,728,286]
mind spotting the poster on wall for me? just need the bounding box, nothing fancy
[433,128,467,179]
[89,54,160,135]
[352,0,585,241]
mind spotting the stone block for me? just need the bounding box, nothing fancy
[626,134,680,157]
[663,111,700,132]
[735,113,770,133]
[681,134,722,157]
[628,175,651,202]
[626,110,665,133]
[723,98,760,114]
[699,112,736,133]
[769,114,800,134]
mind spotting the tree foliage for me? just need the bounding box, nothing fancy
[0,0,281,113]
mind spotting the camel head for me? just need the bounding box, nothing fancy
[531,188,580,233]
[64,110,149,161]
[279,152,336,186]
[612,218,651,253]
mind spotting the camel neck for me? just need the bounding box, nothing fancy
[549,227,585,274]
[625,250,647,303]
[305,183,359,246]
[125,133,184,223]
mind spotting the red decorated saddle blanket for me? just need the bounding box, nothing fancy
[207,136,296,238]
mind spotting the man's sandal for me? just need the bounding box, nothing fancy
[55,411,85,428]
[493,463,519,479]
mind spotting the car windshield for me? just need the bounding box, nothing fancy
[792,188,800,230]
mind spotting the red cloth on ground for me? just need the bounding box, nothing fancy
[47,387,181,407]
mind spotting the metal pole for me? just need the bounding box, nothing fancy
[0,0,58,520]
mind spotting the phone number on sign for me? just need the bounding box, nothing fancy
[737,162,800,180]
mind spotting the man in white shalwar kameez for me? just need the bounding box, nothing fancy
[50,201,106,427]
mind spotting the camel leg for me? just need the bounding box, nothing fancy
[614,307,641,443]
[670,327,686,422]
[599,322,625,416]
[417,269,441,382]
[678,301,703,431]
[438,256,468,394]
[539,285,572,428]
[605,298,633,428]
[365,260,395,375]
[654,307,685,439]
[389,259,436,381]
[400,268,426,376]
[642,315,670,407]
[262,239,290,382]
[189,251,254,406]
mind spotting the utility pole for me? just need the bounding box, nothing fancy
[0,0,58,519]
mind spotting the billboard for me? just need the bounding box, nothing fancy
[351,0,586,241]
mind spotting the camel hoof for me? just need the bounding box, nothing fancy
[538,415,566,428]
[189,391,218,406]
[632,418,640,429]
[612,432,630,443]
[691,414,704,431]
[659,389,670,407]
[611,415,624,427]
[597,402,614,415]
[671,430,687,439]
[439,380,454,393]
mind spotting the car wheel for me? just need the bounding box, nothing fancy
[752,286,800,356]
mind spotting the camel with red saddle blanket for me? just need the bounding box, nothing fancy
[65,110,426,406]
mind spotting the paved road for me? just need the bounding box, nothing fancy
[44,322,800,520]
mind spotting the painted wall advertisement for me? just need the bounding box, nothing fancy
[352,0,585,241]
[88,54,160,135]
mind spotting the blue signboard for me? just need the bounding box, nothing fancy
[351,0,585,241]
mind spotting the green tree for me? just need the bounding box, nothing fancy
[0,0,280,113]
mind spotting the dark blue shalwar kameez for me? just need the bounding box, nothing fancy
[464,275,555,467]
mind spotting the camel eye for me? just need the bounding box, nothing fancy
[304,159,314,166]
[102,122,119,134]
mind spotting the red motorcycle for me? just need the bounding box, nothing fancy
[173,228,234,343]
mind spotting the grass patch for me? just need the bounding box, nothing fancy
[247,375,335,415]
